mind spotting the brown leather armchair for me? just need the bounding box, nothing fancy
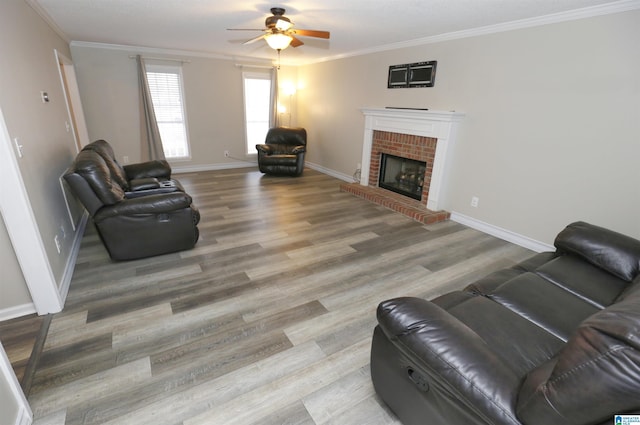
[64,140,199,260]
[256,127,307,176]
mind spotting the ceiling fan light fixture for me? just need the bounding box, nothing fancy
[265,33,293,50]
[275,18,293,31]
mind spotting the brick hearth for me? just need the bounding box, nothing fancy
[340,182,450,225]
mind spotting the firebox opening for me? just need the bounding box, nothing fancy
[378,153,427,201]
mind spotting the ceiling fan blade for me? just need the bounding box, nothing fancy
[290,36,304,48]
[294,29,330,39]
[243,34,266,45]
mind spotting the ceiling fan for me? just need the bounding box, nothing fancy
[228,7,330,51]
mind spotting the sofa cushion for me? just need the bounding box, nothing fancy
[535,255,628,309]
[616,274,640,302]
[438,293,565,377]
[263,143,300,155]
[464,268,526,295]
[554,221,640,282]
[487,273,599,341]
[516,290,640,424]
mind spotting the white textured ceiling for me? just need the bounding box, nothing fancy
[31,0,633,64]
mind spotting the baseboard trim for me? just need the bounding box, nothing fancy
[0,303,37,322]
[172,162,257,174]
[15,407,32,425]
[305,162,353,183]
[57,213,88,303]
[450,212,554,253]
[172,160,355,182]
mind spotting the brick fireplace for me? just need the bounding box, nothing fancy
[340,107,464,224]
[370,130,437,204]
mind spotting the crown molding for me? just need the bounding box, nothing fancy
[25,0,70,43]
[302,0,640,66]
[69,41,276,64]
[56,0,640,68]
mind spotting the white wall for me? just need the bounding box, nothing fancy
[0,1,79,316]
[66,9,640,247]
[0,213,31,312]
[297,10,640,245]
[70,44,299,170]
[0,341,31,425]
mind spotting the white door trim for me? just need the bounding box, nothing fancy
[0,106,63,314]
[0,342,32,425]
[55,49,90,151]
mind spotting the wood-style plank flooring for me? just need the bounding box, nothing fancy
[16,168,534,425]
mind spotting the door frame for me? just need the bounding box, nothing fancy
[0,340,33,425]
[0,106,63,315]
[55,49,89,152]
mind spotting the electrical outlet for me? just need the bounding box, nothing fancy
[357,163,361,170]
[471,196,479,208]
[54,235,61,254]
[123,156,129,164]
[224,150,230,158]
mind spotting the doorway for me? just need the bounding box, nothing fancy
[56,50,89,152]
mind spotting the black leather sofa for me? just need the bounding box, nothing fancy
[256,127,307,176]
[371,221,640,425]
[64,140,200,261]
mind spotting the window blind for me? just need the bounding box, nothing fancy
[145,65,189,158]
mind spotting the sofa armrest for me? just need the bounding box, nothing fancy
[377,297,522,424]
[124,160,171,180]
[290,145,306,154]
[129,177,160,191]
[554,221,640,281]
[93,192,193,221]
[255,144,272,154]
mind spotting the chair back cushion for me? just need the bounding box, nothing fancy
[554,221,640,282]
[73,150,125,206]
[82,139,130,190]
[265,127,307,147]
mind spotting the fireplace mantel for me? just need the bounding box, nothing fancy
[360,107,465,211]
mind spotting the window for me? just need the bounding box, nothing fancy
[242,72,273,155]
[146,64,190,159]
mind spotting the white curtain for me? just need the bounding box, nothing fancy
[136,55,166,161]
[270,66,279,128]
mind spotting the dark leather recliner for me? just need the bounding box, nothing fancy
[256,127,307,176]
[64,140,200,261]
[371,221,640,425]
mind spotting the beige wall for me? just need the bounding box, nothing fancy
[70,44,298,169]
[0,213,31,310]
[0,1,78,313]
[298,10,640,244]
[67,10,640,246]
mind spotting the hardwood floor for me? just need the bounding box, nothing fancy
[12,168,535,424]
[0,313,48,390]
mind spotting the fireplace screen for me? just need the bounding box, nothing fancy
[378,154,426,201]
